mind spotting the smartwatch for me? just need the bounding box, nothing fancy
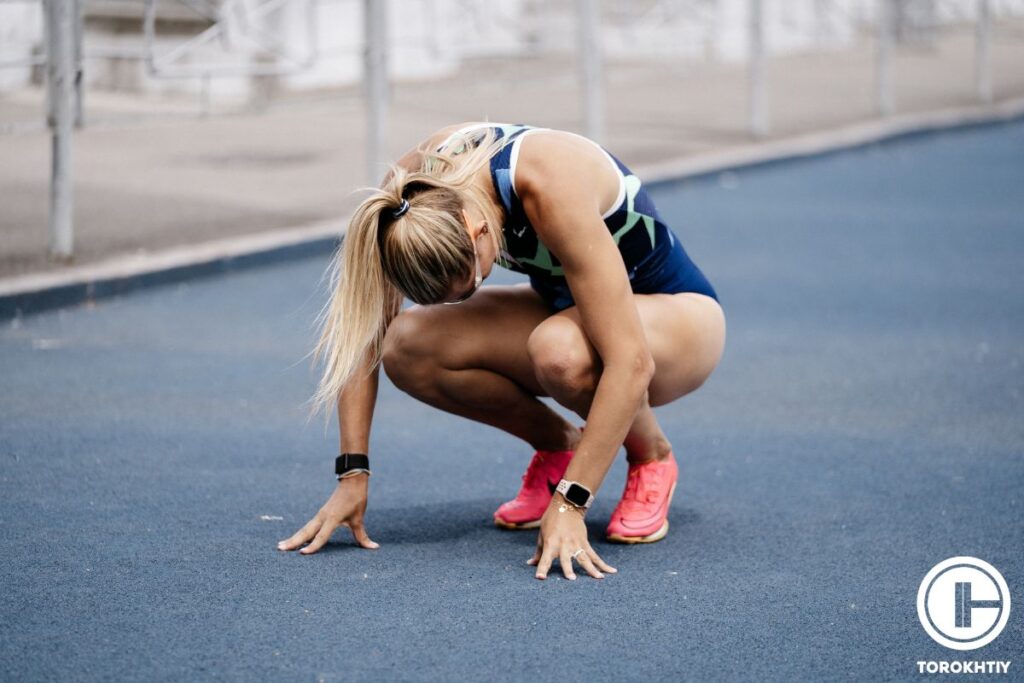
[335,453,371,480]
[555,479,594,509]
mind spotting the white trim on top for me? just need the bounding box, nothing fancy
[436,121,496,152]
[509,128,626,220]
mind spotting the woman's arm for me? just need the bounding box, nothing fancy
[516,134,655,498]
[516,133,646,579]
[337,348,381,454]
[278,336,389,555]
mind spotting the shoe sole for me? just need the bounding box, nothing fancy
[493,517,542,530]
[605,480,677,544]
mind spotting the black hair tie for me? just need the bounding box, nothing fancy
[391,198,410,220]
[378,197,410,254]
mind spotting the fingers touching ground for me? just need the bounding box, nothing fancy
[277,518,321,552]
[589,550,617,575]
[348,520,380,550]
[526,536,542,567]
[534,545,556,580]
[529,542,615,581]
[299,518,339,555]
[573,546,618,579]
[277,517,379,555]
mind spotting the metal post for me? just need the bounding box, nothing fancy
[200,73,212,117]
[73,0,84,128]
[975,0,993,103]
[45,0,75,261]
[748,0,768,137]
[576,0,605,143]
[364,0,388,186]
[875,0,894,116]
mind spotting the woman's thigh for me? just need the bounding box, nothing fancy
[385,281,556,397]
[548,292,727,407]
[387,284,726,406]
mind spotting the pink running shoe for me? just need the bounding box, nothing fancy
[494,448,575,530]
[606,451,679,543]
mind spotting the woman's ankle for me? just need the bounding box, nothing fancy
[624,438,673,464]
[532,422,583,453]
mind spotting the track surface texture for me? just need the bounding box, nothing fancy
[2,121,1023,682]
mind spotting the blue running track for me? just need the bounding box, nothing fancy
[2,120,1023,681]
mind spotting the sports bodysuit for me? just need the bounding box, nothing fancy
[437,123,718,312]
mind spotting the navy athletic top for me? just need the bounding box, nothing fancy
[438,123,718,311]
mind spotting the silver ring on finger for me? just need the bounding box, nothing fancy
[571,548,585,560]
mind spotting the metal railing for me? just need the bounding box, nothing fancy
[142,0,320,79]
[43,0,76,259]
[1,0,1021,262]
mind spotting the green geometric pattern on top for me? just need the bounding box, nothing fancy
[517,174,656,277]
[518,240,564,276]
[612,175,657,250]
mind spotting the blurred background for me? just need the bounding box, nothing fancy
[2,0,1023,279]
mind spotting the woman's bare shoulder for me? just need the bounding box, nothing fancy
[514,129,621,212]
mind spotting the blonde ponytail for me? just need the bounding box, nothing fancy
[307,126,509,422]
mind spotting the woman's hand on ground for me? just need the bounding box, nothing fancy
[277,475,379,555]
[527,495,617,580]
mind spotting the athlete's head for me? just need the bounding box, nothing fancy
[307,127,507,422]
[370,173,489,306]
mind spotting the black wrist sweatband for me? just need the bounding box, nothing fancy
[335,453,370,476]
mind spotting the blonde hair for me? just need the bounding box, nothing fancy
[307,126,509,422]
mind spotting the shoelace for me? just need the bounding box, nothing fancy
[521,452,550,489]
[522,428,582,490]
[621,462,663,510]
[519,438,579,494]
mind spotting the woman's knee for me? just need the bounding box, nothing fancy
[381,306,439,391]
[526,318,599,397]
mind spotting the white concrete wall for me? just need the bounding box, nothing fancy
[78,0,472,99]
[711,0,869,63]
[3,0,1024,97]
[284,0,463,90]
[0,3,44,91]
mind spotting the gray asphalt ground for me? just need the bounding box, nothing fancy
[2,120,1023,681]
